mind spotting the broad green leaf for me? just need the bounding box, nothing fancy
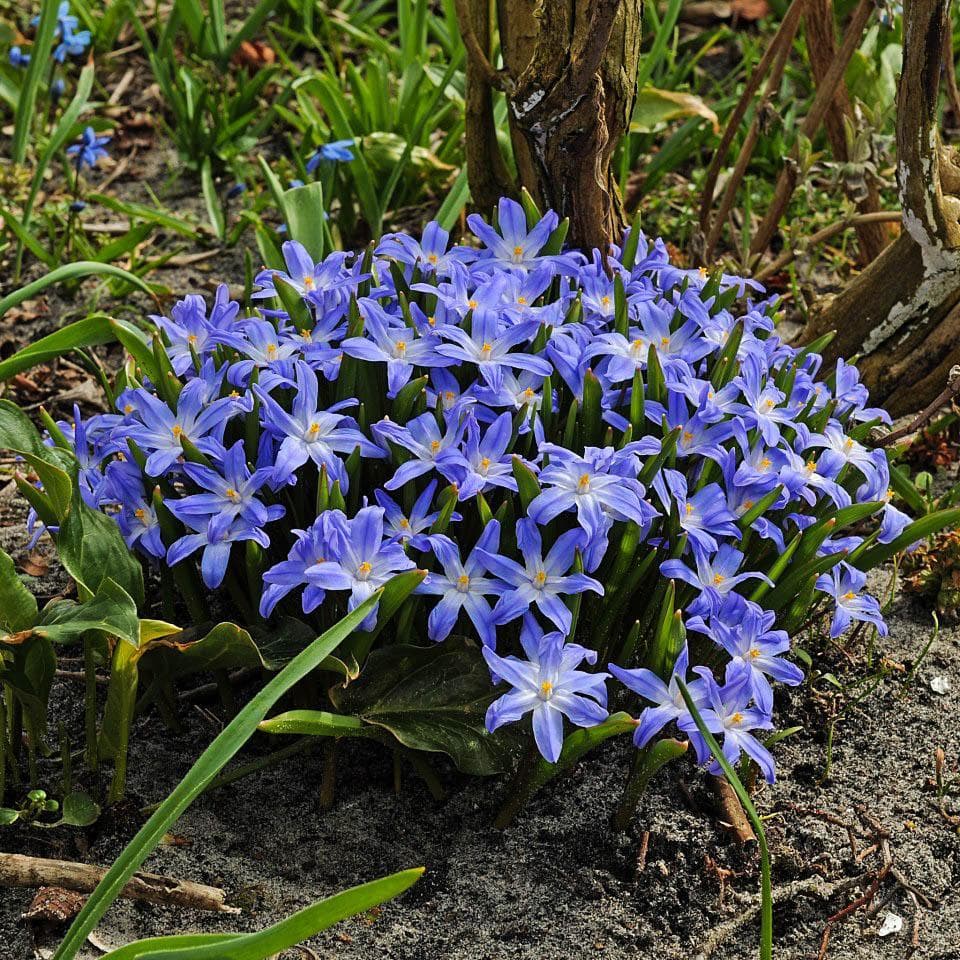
[56,494,145,607]
[330,637,516,775]
[53,589,391,959]
[0,546,38,633]
[0,398,52,459]
[283,181,326,262]
[61,791,100,827]
[34,579,139,646]
[630,87,719,134]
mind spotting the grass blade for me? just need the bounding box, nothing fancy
[11,0,59,163]
[52,590,395,960]
[102,869,424,960]
[0,315,118,381]
[0,262,156,320]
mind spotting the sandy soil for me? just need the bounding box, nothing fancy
[1,545,958,960]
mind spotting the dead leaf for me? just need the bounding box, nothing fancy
[22,887,86,925]
[21,552,50,577]
[233,40,276,70]
[731,0,770,20]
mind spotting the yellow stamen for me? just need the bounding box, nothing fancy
[399,518,411,529]
[468,299,478,310]
[730,711,744,724]
[430,439,441,453]
[760,457,772,469]
[225,487,240,502]
[513,245,524,259]
[748,648,761,659]
[517,296,527,306]
[134,508,146,521]
[187,334,198,345]
[395,340,407,354]
[713,573,725,585]
[577,473,591,492]
[842,590,857,600]
[456,573,470,592]
[698,266,709,279]
[307,422,321,436]
[601,295,611,306]
[172,425,184,439]
[539,680,554,699]
[685,503,694,514]
[357,561,372,577]
[533,570,547,587]
[427,253,438,264]
[303,276,314,288]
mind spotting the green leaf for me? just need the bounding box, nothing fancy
[0,398,52,459]
[99,869,423,960]
[258,709,373,737]
[283,181,326,261]
[61,791,100,827]
[200,158,225,240]
[0,546,38,634]
[630,87,718,134]
[853,507,960,571]
[54,591,385,960]
[11,0,59,163]
[56,494,145,607]
[0,315,120,382]
[35,579,139,646]
[331,637,516,775]
[0,263,156,320]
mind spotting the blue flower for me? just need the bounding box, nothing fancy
[121,378,246,477]
[467,197,580,274]
[254,361,384,489]
[679,662,777,784]
[416,521,506,647]
[66,126,111,172]
[653,469,740,555]
[661,544,771,617]
[476,518,601,634]
[374,411,466,491]
[688,595,804,714]
[609,645,705,748]
[9,46,30,68]
[435,310,551,393]
[168,516,271,590]
[528,444,656,541]
[374,480,452,550]
[341,300,447,397]
[260,513,342,617]
[302,506,416,630]
[166,440,284,539]
[306,138,355,171]
[484,628,609,763]
[815,563,888,638]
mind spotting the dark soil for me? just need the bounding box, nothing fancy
[1,550,959,959]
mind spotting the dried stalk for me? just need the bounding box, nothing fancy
[0,853,239,914]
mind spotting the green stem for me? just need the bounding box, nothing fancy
[493,744,539,830]
[83,636,99,773]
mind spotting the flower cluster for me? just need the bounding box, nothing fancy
[49,198,906,774]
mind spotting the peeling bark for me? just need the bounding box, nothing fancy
[456,0,643,251]
[803,0,960,417]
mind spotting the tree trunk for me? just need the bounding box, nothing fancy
[456,0,643,252]
[803,0,960,417]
